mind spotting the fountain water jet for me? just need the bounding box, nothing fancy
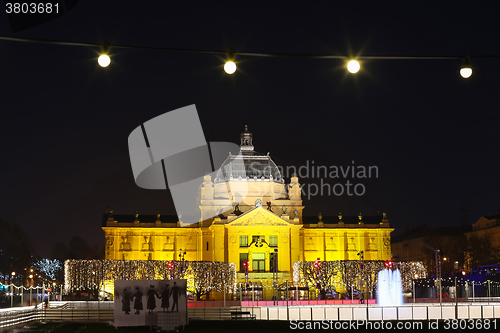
[377,268,403,306]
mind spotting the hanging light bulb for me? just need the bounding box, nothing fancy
[224,61,237,74]
[460,55,472,78]
[224,49,236,74]
[98,55,111,67]
[98,42,111,68]
[347,59,360,74]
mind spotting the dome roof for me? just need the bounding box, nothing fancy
[214,125,283,183]
[214,151,284,183]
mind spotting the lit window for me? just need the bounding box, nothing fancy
[239,235,248,247]
[269,235,278,247]
[252,253,265,272]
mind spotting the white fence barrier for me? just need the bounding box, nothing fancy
[2,302,500,329]
[0,302,114,332]
[240,304,500,321]
[0,306,42,332]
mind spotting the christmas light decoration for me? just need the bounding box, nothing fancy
[295,260,339,298]
[64,259,236,297]
[98,42,111,67]
[0,36,490,78]
[460,55,473,78]
[32,258,62,281]
[395,261,427,291]
[294,260,427,295]
[347,60,360,73]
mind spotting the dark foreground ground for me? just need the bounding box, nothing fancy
[16,321,290,333]
[15,320,496,333]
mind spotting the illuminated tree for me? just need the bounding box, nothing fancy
[362,261,385,298]
[64,259,236,300]
[294,260,340,299]
[32,258,63,281]
[188,261,236,300]
[337,260,360,296]
[394,261,427,291]
[294,260,427,298]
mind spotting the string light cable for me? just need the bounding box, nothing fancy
[0,36,497,77]
[0,282,60,290]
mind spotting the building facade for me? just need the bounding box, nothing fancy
[465,213,500,271]
[391,225,470,276]
[102,126,393,299]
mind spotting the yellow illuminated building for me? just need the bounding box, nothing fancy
[102,126,393,299]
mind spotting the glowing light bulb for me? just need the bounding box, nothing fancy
[460,67,472,79]
[98,55,111,67]
[224,61,237,74]
[460,55,472,79]
[347,60,360,74]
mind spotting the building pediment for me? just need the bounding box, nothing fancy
[227,207,291,226]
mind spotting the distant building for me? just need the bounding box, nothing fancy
[391,225,470,276]
[465,213,500,270]
[101,126,393,299]
[467,213,500,246]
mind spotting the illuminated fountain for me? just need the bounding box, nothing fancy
[377,268,403,306]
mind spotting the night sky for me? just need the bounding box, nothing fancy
[1,1,499,257]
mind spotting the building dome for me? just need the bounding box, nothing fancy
[214,151,284,183]
[213,125,284,183]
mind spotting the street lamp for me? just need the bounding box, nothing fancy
[273,249,278,305]
[435,249,442,305]
[10,272,16,307]
[357,251,365,302]
[314,257,321,300]
[178,249,187,277]
[178,248,186,261]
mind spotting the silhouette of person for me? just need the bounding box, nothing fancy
[170,282,181,312]
[146,285,160,313]
[161,284,170,311]
[132,287,143,315]
[122,289,132,314]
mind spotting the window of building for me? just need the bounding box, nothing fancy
[252,253,265,272]
[239,253,248,273]
[206,241,209,251]
[252,235,264,244]
[239,235,248,247]
[269,235,278,247]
